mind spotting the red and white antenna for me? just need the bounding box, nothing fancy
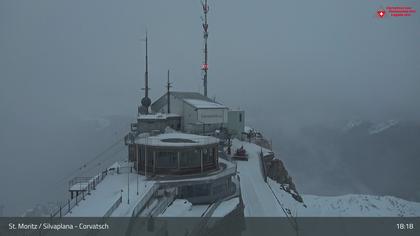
[201,0,209,97]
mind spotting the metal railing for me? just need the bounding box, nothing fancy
[49,170,109,217]
[259,151,268,183]
[150,188,176,216]
[131,183,160,217]
[68,177,92,188]
[103,196,122,217]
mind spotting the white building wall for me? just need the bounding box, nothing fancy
[156,94,186,130]
[154,94,229,133]
[227,110,245,137]
[197,108,228,124]
[158,94,184,116]
[183,102,198,131]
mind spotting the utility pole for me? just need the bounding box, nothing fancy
[201,0,209,97]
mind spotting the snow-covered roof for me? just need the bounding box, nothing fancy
[135,132,219,147]
[138,113,181,120]
[184,99,227,109]
[151,91,214,112]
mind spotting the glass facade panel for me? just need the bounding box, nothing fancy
[136,144,218,174]
[180,149,201,167]
[203,148,213,164]
[138,147,154,167]
[157,151,177,168]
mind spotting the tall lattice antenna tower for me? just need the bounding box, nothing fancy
[201,0,209,97]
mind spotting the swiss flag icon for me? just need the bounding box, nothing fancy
[377,10,386,18]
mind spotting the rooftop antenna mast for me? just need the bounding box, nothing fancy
[201,0,209,97]
[144,31,149,99]
[166,69,172,113]
[139,31,151,115]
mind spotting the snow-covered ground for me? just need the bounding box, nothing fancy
[159,199,210,217]
[269,178,420,217]
[301,194,420,217]
[64,136,420,218]
[66,165,155,217]
[233,139,288,216]
[233,138,420,217]
[211,197,240,217]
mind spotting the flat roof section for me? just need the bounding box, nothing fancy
[184,99,227,109]
[138,113,181,120]
[135,133,219,147]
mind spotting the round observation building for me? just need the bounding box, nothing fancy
[132,133,219,175]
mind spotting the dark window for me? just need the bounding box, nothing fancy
[203,148,213,163]
[239,113,242,122]
[157,151,177,168]
[180,149,201,167]
[138,148,154,167]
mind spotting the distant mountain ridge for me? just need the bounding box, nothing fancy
[270,119,420,203]
[270,177,420,217]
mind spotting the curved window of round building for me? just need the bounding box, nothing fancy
[180,149,201,168]
[138,149,154,167]
[156,151,177,168]
[203,148,213,164]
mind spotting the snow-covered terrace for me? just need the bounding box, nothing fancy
[64,157,238,217]
[66,163,155,217]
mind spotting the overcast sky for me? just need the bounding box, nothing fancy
[0,0,419,215]
[1,0,419,122]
